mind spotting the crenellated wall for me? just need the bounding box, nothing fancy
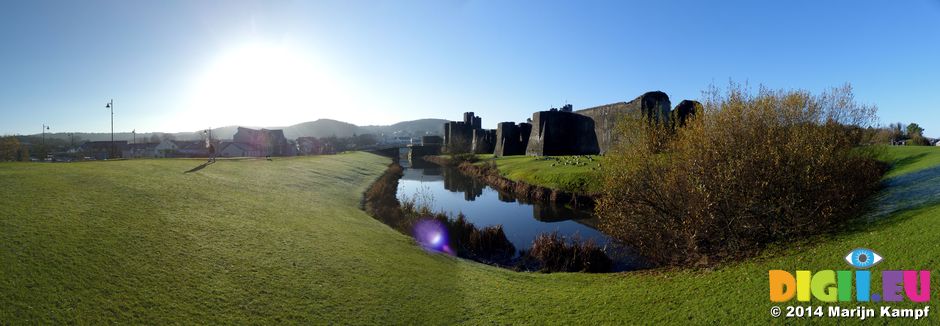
[471,129,497,154]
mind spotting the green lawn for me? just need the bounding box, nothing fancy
[2,148,940,324]
[473,154,601,194]
[877,145,940,178]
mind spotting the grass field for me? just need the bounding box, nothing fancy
[878,145,940,178]
[473,154,601,194]
[2,147,940,324]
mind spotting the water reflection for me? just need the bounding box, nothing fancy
[398,159,611,252]
[533,204,594,222]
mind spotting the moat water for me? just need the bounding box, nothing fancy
[396,158,645,270]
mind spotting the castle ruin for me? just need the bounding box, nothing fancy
[575,91,673,154]
[443,112,485,153]
[525,109,599,156]
[471,129,497,154]
[494,122,532,157]
[439,91,699,158]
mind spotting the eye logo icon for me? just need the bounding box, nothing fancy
[845,248,882,269]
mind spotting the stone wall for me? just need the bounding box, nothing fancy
[526,110,600,156]
[421,135,443,146]
[671,100,701,128]
[471,129,496,154]
[576,91,672,153]
[407,145,441,161]
[494,122,531,157]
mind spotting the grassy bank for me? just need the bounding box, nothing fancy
[877,145,940,178]
[2,148,940,323]
[457,154,601,194]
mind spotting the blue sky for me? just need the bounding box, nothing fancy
[1,0,938,136]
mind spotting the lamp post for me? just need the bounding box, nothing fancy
[105,99,113,159]
[42,124,49,145]
[41,124,50,158]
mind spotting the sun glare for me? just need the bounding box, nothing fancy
[184,43,345,130]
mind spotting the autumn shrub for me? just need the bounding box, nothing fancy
[908,135,931,146]
[597,83,886,266]
[526,232,612,273]
[467,224,516,262]
[425,211,517,265]
[0,136,21,161]
[363,163,405,226]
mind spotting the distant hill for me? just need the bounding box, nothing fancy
[280,119,362,139]
[29,118,448,143]
[360,119,450,138]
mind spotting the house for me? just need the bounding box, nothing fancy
[232,127,293,156]
[176,141,209,157]
[81,141,128,160]
[155,140,209,158]
[218,142,262,157]
[297,137,331,155]
[154,139,179,157]
[122,143,160,158]
[382,136,414,147]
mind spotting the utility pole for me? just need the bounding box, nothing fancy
[105,99,113,159]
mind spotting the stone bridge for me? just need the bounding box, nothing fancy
[367,144,442,161]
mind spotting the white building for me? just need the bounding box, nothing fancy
[218,142,262,157]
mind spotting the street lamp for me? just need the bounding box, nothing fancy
[42,124,49,145]
[105,99,113,159]
[42,124,50,158]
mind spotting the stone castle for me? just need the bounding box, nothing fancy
[442,112,482,154]
[442,91,699,156]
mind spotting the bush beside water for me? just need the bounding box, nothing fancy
[598,83,887,267]
[525,232,612,273]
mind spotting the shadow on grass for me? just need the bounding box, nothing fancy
[753,163,940,266]
[184,161,215,174]
[824,161,940,242]
[861,163,940,222]
[885,152,929,176]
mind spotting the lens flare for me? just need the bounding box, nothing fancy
[413,219,453,255]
